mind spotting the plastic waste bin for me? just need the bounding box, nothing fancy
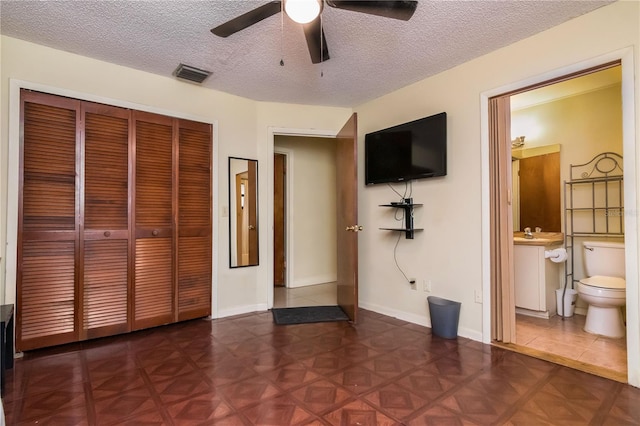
[427,296,461,339]
[556,288,578,317]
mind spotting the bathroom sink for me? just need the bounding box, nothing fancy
[513,232,564,245]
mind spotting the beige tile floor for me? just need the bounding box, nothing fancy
[516,313,627,375]
[273,281,337,308]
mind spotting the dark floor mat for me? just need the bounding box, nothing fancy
[271,305,349,325]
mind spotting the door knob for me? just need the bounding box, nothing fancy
[345,225,363,232]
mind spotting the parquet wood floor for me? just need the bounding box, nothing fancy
[3,309,639,425]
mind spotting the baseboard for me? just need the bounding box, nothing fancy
[288,274,337,288]
[215,303,269,319]
[359,301,483,343]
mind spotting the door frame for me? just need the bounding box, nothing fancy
[480,47,639,386]
[265,127,338,309]
[273,148,293,288]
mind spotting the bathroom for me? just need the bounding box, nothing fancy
[510,64,626,379]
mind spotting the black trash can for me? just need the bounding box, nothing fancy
[427,296,461,339]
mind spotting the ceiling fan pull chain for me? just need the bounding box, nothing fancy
[280,0,285,66]
[320,12,324,77]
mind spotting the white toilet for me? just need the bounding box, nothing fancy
[577,240,626,338]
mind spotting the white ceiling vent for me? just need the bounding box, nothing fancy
[173,63,211,84]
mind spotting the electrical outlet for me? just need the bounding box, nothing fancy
[474,290,482,304]
[409,278,417,290]
[423,279,431,292]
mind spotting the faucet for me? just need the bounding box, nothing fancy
[524,227,533,239]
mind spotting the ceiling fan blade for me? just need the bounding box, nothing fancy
[326,1,417,21]
[211,1,282,37]
[303,18,330,64]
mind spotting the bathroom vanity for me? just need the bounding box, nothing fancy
[513,232,564,318]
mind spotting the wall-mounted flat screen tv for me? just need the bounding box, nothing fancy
[365,112,447,185]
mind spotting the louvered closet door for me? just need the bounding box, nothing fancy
[177,120,212,320]
[82,103,130,339]
[133,111,174,330]
[18,91,80,351]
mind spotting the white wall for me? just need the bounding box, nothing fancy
[0,36,351,318]
[275,135,337,288]
[353,1,639,350]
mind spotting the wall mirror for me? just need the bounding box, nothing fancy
[229,157,259,267]
[512,144,561,232]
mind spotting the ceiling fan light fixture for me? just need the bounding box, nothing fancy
[284,0,322,24]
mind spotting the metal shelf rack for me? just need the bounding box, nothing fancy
[563,152,624,316]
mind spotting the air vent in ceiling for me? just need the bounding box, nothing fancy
[173,63,211,84]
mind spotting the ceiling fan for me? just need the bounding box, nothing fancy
[211,0,418,64]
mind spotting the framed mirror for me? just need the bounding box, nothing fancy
[229,157,259,267]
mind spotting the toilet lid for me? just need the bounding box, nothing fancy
[580,275,626,289]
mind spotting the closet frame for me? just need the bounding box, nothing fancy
[17,90,212,351]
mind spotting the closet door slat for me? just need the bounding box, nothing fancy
[82,105,131,339]
[177,122,212,320]
[18,94,79,351]
[133,115,174,329]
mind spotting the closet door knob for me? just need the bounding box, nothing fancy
[152,230,159,236]
[104,231,111,237]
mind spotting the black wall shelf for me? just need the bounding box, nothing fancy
[379,197,422,239]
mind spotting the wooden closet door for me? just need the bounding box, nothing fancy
[81,103,130,339]
[177,120,212,320]
[18,91,80,351]
[133,111,175,330]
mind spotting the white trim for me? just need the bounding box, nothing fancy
[480,47,638,386]
[265,127,337,309]
[620,49,639,387]
[211,122,220,319]
[273,147,294,289]
[6,79,220,319]
[288,274,338,288]
[359,300,483,342]
[217,303,269,319]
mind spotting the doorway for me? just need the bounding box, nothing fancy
[489,61,633,382]
[268,114,360,322]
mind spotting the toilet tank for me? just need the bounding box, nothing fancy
[582,240,625,278]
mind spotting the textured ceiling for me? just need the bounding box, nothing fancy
[0,0,612,107]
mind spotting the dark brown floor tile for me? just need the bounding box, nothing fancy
[151,370,213,404]
[603,385,640,424]
[362,383,431,421]
[406,404,483,425]
[438,385,511,424]
[242,350,297,373]
[112,409,169,426]
[90,370,148,401]
[322,398,401,426]
[306,332,352,351]
[288,378,353,415]
[300,351,355,375]
[14,406,92,426]
[5,308,638,425]
[92,386,160,425]
[164,389,236,425]
[394,365,458,401]
[358,354,416,380]
[240,394,316,425]
[142,356,197,382]
[329,343,381,364]
[326,365,387,395]
[11,381,88,423]
[218,375,283,410]
[254,331,303,348]
[199,357,258,387]
[262,361,322,391]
